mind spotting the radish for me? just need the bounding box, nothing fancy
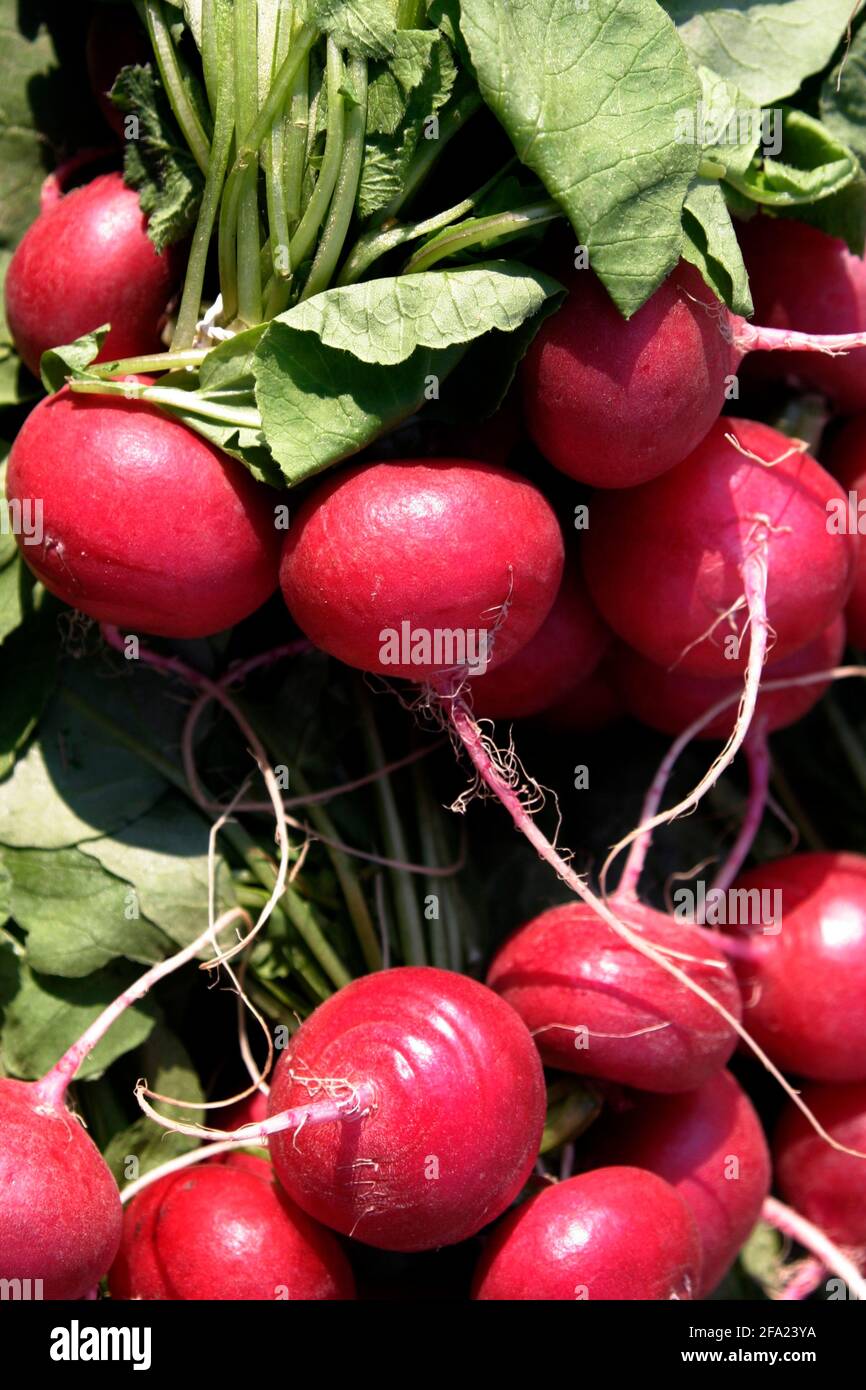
[7,387,281,638]
[738,216,866,414]
[583,1070,771,1295]
[472,1167,702,1300]
[611,615,846,740]
[468,564,608,719]
[265,967,546,1251]
[522,259,739,488]
[486,902,742,1093]
[4,171,180,377]
[774,1082,866,1246]
[582,417,856,680]
[86,6,151,139]
[110,1156,355,1300]
[824,416,866,646]
[279,459,564,679]
[728,853,866,1082]
[522,246,866,489]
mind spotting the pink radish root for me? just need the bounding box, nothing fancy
[763,1197,866,1301]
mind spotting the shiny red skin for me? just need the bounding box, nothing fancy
[731,854,866,1082]
[522,259,738,488]
[5,173,179,376]
[612,615,846,740]
[584,1071,771,1295]
[85,6,151,138]
[486,901,742,1093]
[774,1082,866,1245]
[738,217,866,414]
[7,389,281,637]
[583,418,857,678]
[824,416,866,646]
[267,967,546,1252]
[469,564,609,719]
[0,1078,122,1299]
[473,1167,702,1300]
[279,459,564,679]
[109,1157,355,1300]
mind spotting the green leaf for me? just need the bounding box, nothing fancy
[367,31,439,135]
[253,263,560,482]
[312,0,398,58]
[682,179,753,315]
[0,557,39,646]
[112,63,204,252]
[821,21,866,173]
[40,327,108,394]
[0,960,157,1082]
[0,447,14,570]
[0,601,59,777]
[664,0,856,106]
[726,107,860,207]
[102,1025,207,1182]
[3,845,171,978]
[771,170,866,256]
[459,0,701,316]
[0,254,38,406]
[690,66,763,177]
[80,792,236,950]
[0,679,167,850]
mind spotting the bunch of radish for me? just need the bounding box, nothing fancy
[4,0,866,1309]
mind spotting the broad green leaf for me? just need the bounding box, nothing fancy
[367,30,439,135]
[0,960,157,1081]
[80,793,236,950]
[0,676,168,849]
[726,108,860,207]
[4,845,171,978]
[0,556,39,645]
[821,21,866,173]
[312,0,398,58]
[664,0,856,106]
[459,0,701,316]
[0,448,14,569]
[279,263,560,365]
[254,263,560,481]
[683,179,753,316]
[103,1025,207,1181]
[0,601,60,778]
[112,63,204,252]
[690,66,763,178]
[40,327,108,394]
[771,171,866,257]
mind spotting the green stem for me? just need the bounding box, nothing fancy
[337,159,519,286]
[301,56,368,301]
[288,40,346,272]
[357,684,427,966]
[173,4,236,350]
[236,23,318,170]
[200,0,222,114]
[68,377,261,429]
[264,4,295,286]
[90,350,209,377]
[404,199,561,275]
[235,0,262,328]
[375,88,482,226]
[218,164,243,324]
[284,47,310,226]
[143,0,211,173]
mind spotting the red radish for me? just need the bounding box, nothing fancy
[468,564,608,719]
[522,259,738,488]
[7,388,281,638]
[584,1070,771,1295]
[86,6,151,139]
[279,459,564,679]
[542,656,624,732]
[729,853,866,1082]
[612,615,846,740]
[774,1082,866,1246]
[486,902,742,1093]
[0,1077,121,1299]
[582,418,856,679]
[4,172,179,377]
[472,1167,702,1300]
[824,416,866,646]
[266,966,546,1251]
[110,1157,355,1300]
[738,216,866,413]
